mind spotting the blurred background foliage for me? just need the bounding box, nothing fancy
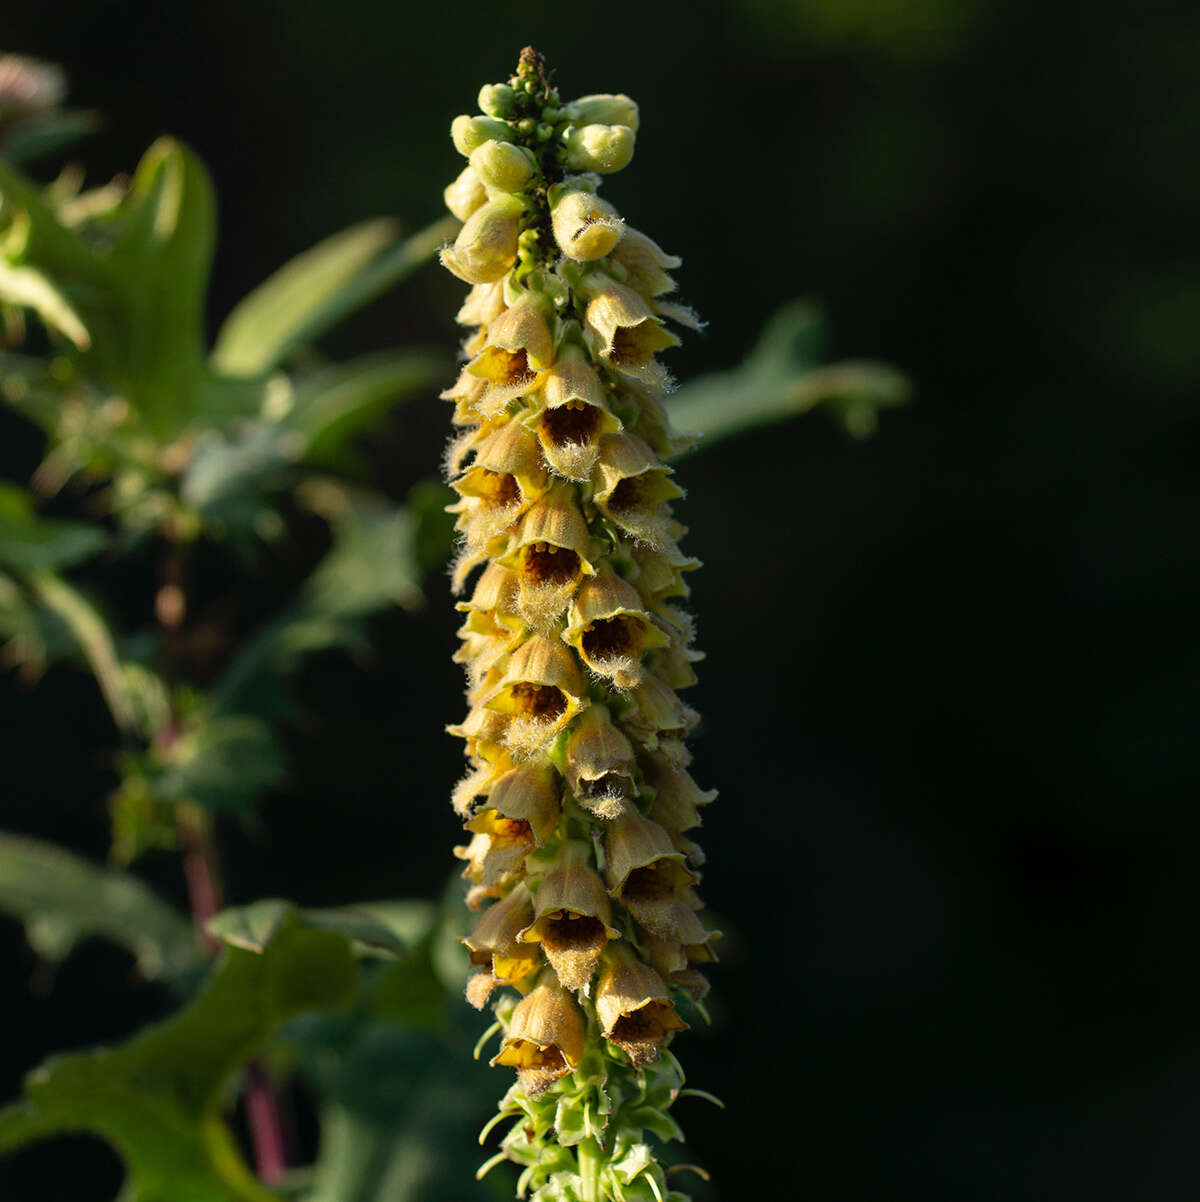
[1,0,1199,1199]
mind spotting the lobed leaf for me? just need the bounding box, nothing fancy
[209,900,408,959]
[0,830,199,985]
[0,907,358,1202]
[666,299,912,448]
[106,137,215,436]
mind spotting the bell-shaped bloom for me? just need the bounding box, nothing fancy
[563,703,637,818]
[491,971,587,1095]
[463,881,541,1007]
[455,807,536,895]
[498,486,596,629]
[609,227,680,298]
[450,420,550,549]
[603,807,699,938]
[482,635,586,757]
[595,943,686,1066]
[455,279,508,329]
[592,433,685,549]
[525,344,622,481]
[563,568,669,689]
[581,274,679,392]
[485,761,561,844]
[518,840,618,990]
[440,193,525,285]
[621,674,699,751]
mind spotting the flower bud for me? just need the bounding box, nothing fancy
[567,93,640,132]
[469,140,539,192]
[439,194,525,285]
[551,186,625,261]
[478,83,518,118]
[451,113,512,157]
[609,228,680,298]
[443,164,489,222]
[491,971,586,1095]
[565,123,636,174]
[595,943,686,1066]
[455,280,508,328]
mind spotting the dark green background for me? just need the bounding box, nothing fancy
[4,0,1200,1198]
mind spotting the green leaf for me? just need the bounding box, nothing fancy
[212,219,399,376]
[300,485,424,618]
[0,482,106,570]
[666,299,911,447]
[212,214,458,375]
[0,256,89,346]
[288,350,445,468]
[107,137,215,434]
[2,109,98,165]
[26,569,137,733]
[150,715,286,815]
[0,156,105,287]
[0,830,199,984]
[209,900,408,958]
[0,907,358,1202]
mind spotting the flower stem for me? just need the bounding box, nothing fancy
[578,1137,603,1202]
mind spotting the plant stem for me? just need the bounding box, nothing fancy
[161,532,292,1185]
[577,1137,603,1202]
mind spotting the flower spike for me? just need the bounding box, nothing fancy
[440,47,715,1201]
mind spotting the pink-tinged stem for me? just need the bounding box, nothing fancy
[176,801,292,1182]
[245,1060,290,1185]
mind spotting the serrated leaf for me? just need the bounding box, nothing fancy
[666,299,911,447]
[212,219,399,376]
[0,256,89,346]
[0,830,199,984]
[150,715,286,815]
[0,908,357,1202]
[209,900,407,958]
[106,137,215,435]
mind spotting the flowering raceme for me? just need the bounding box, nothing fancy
[441,48,717,1202]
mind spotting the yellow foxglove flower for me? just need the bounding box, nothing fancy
[440,47,718,1202]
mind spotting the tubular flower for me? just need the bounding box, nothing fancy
[442,49,717,1202]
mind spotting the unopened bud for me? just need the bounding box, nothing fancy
[478,82,518,118]
[567,93,640,132]
[451,114,512,157]
[443,164,488,222]
[469,140,539,192]
[565,124,636,174]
